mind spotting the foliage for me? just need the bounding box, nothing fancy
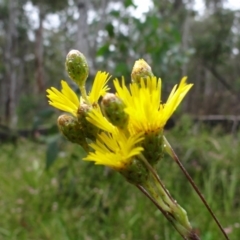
[95,1,191,83]
[0,119,240,239]
[1,0,240,127]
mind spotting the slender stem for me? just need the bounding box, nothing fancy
[163,136,229,240]
[136,184,188,240]
[138,154,200,240]
[139,154,174,202]
[79,85,91,105]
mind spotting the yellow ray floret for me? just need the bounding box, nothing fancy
[88,71,111,104]
[46,71,111,116]
[86,108,117,134]
[46,80,79,116]
[84,131,144,169]
[162,77,193,122]
[114,76,193,134]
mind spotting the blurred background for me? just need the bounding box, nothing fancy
[0,0,240,239]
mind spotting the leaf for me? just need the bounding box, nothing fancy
[115,63,129,76]
[124,0,136,8]
[105,23,114,38]
[96,44,110,56]
[109,10,120,17]
[45,136,60,170]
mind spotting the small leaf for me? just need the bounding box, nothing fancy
[97,44,110,56]
[105,23,114,38]
[109,10,120,17]
[124,0,136,8]
[45,137,60,170]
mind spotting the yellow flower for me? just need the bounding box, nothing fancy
[46,71,111,116]
[46,80,79,117]
[114,76,193,134]
[83,131,144,169]
[85,75,193,167]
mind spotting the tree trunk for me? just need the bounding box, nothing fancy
[76,1,91,70]
[4,0,18,126]
[35,3,45,93]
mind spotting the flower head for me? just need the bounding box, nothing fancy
[46,71,111,116]
[114,76,193,134]
[84,131,144,170]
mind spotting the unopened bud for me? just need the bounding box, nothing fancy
[77,103,99,140]
[101,93,129,130]
[142,131,164,166]
[58,114,89,151]
[131,59,154,84]
[119,158,149,185]
[65,49,89,86]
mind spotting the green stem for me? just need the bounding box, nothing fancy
[136,184,188,240]
[138,154,200,239]
[139,154,174,202]
[163,136,229,240]
[79,85,91,105]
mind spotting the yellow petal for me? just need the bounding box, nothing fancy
[88,71,111,104]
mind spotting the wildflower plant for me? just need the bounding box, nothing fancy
[46,50,229,240]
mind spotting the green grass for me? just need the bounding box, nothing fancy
[0,117,240,240]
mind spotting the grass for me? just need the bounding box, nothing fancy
[0,116,240,240]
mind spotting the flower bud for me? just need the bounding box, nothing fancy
[119,158,149,185]
[131,59,154,84]
[65,50,89,87]
[58,114,89,151]
[77,103,99,140]
[142,131,164,166]
[101,93,129,130]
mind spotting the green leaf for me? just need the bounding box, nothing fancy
[109,10,120,17]
[45,136,60,170]
[105,23,115,38]
[115,63,129,76]
[124,0,136,8]
[97,44,110,56]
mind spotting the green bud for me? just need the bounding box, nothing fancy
[142,131,164,166]
[119,158,149,185]
[77,103,99,140]
[101,93,129,130]
[65,49,89,86]
[131,59,154,84]
[58,114,89,151]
